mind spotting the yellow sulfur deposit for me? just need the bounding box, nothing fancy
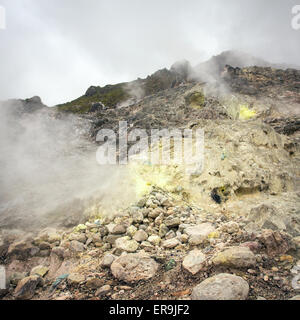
[239,105,256,120]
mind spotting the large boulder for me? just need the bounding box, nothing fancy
[191,273,249,300]
[111,253,159,283]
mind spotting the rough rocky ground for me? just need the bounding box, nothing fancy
[0,58,300,300]
[0,188,300,300]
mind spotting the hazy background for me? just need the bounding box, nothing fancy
[0,0,299,106]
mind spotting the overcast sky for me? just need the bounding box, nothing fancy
[0,0,299,106]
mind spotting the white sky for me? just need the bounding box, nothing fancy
[0,0,299,106]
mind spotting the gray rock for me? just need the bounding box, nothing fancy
[247,204,286,231]
[165,217,181,228]
[191,273,249,300]
[14,275,41,300]
[111,253,159,283]
[165,230,176,239]
[184,223,215,245]
[159,224,169,237]
[115,237,139,253]
[182,249,206,275]
[68,233,87,243]
[132,212,144,223]
[95,285,111,297]
[30,266,49,277]
[148,208,163,219]
[212,246,256,268]
[7,240,37,260]
[101,253,116,268]
[9,272,27,286]
[133,230,148,242]
[220,222,240,234]
[70,240,85,252]
[148,235,161,246]
[127,225,138,237]
[106,223,126,235]
[68,273,85,285]
[162,238,180,248]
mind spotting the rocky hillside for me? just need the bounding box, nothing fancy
[0,52,300,301]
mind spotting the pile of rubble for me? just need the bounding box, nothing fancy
[1,188,300,300]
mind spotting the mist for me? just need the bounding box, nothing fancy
[0,101,136,232]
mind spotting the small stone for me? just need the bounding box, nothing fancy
[165,217,181,228]
[14,275,41,300]
[182,249,206,275]
[140,241,154,250]
[127,225,137,237]
[155,214,164,226]
[86,278,102,289]
[132,211,144,223]
[185,223,216,245]
[191,273,249,300]
[160,197,172,207]
[68,273,85,285]
[133,230,148,242]
[159,224,169,237]
[289,295,300,300]
[212,246,256,268]
[165,230,176,240]
[220,221,240,234]
[149,208,163,219]
[162,238,180,248]
[68,233,87,243]
[106,234,122,244]
[180,234,189,243]
[148,235,161,246]
[106,223,126,235]
[95,285,111,297]
[73,224,87,232]
[115,237,139,253]
[111,253,159,283]
[100,243,110,251]
[257,296,267,300]
[101,253,116,268]
[30,266,49,277]
[279,255,293,263]
[70,240,85,252]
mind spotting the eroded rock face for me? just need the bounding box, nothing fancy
[111,253,159,283]
[191,273,249,300]
[212,246,256,268]
[247,204,286,231]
